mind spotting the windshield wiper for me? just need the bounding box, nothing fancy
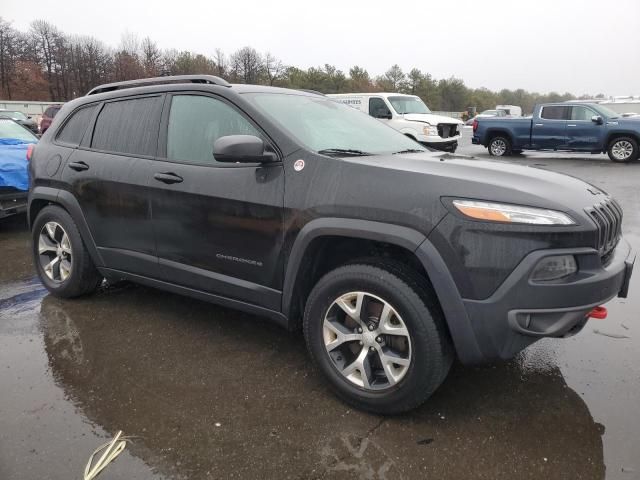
[318,148,372,157]
[392,149,425,154]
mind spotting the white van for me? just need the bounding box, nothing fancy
[327,93,463,152]
[496,105,522,117]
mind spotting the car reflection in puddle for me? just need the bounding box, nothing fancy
[4,281,600,480]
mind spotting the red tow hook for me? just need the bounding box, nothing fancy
[587,306,608,319]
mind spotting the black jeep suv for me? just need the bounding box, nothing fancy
[28,75,634,414]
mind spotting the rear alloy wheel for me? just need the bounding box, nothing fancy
[488,136,512,157]
[32,205,103,298]
[38,222,73,283]
[304,262,453,414]
[608,137,638,163]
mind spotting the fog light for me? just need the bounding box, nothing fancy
[531,255,577,282]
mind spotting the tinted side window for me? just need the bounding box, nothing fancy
[91,96,163,156]
[56,105,96,146]
[541,106,570,120]
[570,106,596,121]
[369,98,391,117]
[166,95,261,165]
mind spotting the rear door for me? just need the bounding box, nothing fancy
[60,95,163,276]
[149,93,285,311]
[566,105,604,150]
[532,105,569,149]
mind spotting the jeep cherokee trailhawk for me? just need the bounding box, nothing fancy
[28,75,634,414]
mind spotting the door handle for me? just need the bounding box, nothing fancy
[68,161,89,171]
[567,124,577,127]
[154,172,183,184]
[534,123,544,127]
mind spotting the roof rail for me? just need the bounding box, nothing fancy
[86,75,231,96]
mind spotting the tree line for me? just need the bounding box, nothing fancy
[0,18,602,114]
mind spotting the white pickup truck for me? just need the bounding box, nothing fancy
[328,92,463,152]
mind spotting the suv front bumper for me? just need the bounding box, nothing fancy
[462,239,634,361]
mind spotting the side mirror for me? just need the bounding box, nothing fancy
[591,115,603,125]
[213,135,276,163]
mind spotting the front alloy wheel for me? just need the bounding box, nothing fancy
[323,291,412,390]
[38,222,73,283]
[304,262,453,414]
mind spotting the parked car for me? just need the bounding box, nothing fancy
[473,103,640,162]
[0,118,37,220]
[328,92,464,152]
[465,109,508,126]
[29,75,634,414]
[0,109,39,135]
[39,105,62,134]
[496,104,523,117]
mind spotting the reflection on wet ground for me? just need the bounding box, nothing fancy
[1,280,606,479]
[1,143,640,478]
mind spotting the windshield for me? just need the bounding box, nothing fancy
[594,105,620,119]
[0,119,38,142]
[388,96,431,115]
[0,111,27,121]
[246,93,427,155]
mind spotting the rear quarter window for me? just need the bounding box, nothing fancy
[540,106,570,120]
[91,96,163,157]
[56,105,97,146]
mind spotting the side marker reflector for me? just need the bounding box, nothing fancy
[588,306,607,319]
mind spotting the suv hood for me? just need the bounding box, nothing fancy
[350,152,608,217]
[402,113,464,126]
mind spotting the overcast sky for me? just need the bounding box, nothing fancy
[3,0,639,95]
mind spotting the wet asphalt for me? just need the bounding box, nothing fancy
[1,130,639,479]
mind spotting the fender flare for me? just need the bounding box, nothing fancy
[281,217,484,364]
[604,130,640,149]
[485,128,514,143]
[28,186,104,267]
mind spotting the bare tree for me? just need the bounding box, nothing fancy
[141,37,162,77]
[30,19,59,100]
[229,46,263,84]
[0,18,21,98]
[214,48,226,78]
[263,52,284,86]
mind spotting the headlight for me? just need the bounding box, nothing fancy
[422,124,439,136]
[531,255,577,281]
[452,200,576,225]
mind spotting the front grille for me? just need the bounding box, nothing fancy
[437,123,458,139]
[585,198,623,260]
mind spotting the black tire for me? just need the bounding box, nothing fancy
[303,261,454,414]
[32,205,102,298]
[607,136,639,163]
[488,135,512,157]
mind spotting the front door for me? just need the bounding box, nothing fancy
[61,95,163,277]
[566,105,604,151]
[149,93,285,311]
[532,105,569,150]
[368,97,392,123]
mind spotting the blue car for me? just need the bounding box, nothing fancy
[472,103,640,163]
[0,118,37,219]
